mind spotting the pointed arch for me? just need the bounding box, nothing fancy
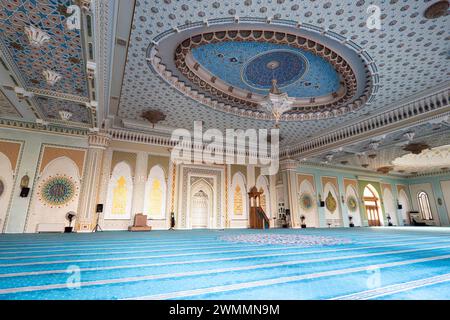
[298,179,319,227]
[144,165,167,219]
[189,178,214,228]
[398,189,410,225]
[363,184,384,226]
[26,156,81,232]
[383,188,398,226]
[256,175,271,217]
[323,182,341,227]
[0,152,14,232]
[345,185,362,227]
[231,172,248,219]
[105,161,133,220]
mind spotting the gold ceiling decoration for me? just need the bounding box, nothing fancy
[377,166,393,174]
[142,109,166,127]
[402,142,430,155]
[424,1,449,19]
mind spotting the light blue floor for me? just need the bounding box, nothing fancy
[0,227,449,300]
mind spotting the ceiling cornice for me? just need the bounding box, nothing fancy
[283,86,450,158]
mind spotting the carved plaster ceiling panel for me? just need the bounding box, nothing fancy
[0,0,89,97]
[35,96,92,125]
[391,144,450,172]
[117,1,449,145]
[315,121,450,175]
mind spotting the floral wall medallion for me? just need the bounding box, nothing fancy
[325,191,337,213]
[299,193,314,211]
[38,174,78,208]
[347,195,358,212]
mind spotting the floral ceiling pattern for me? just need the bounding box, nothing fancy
[0,0,88,97]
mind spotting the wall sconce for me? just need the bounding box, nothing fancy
[19,174,30,198]
[341,195,345,203]
[318,194,325,207]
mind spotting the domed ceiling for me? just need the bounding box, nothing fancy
[106,1,449,146]
[150,27,373,121]
[192,42,339,97]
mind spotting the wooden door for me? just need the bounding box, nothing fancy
[366,205,381,226]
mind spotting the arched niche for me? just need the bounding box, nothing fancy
[231,172,248,219]
[298,179,319,227]
[323,182,341,227]
[383,188,398,226]
[26,156,81,233]
[188,178,214,229]
[363,184,384,226]
[143,165,167,219]
[256,175,271,217]
[0,152,14,232]
[398,189,411,225]
[105,161,133,220]
[345,185,362,227]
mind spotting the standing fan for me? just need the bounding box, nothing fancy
[65,211,76,233]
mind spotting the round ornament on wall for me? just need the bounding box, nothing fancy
[299,192,314,211]
[38,174,78,208]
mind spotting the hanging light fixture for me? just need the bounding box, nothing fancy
[259,79,294,128]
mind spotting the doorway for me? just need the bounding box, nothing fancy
[364,185,382,226]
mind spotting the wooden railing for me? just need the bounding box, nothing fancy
[250,207,270,229]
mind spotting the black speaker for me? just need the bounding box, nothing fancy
[320,201,325,207]
[96,204,104,213]
[397,204,403,210]
[20,187,30,198]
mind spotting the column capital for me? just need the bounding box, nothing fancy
[280,159,298,171]
[88,131,111,149]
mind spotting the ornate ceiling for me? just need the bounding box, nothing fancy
[0,0,96,127]
[312,117,450,176]
[0,0,449,177]
[115,0,449,144]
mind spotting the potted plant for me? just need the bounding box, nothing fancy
[387,214,393,226]
[348,215,354,227]
[300,215,306,228]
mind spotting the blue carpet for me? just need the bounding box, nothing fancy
[0,227,449,300]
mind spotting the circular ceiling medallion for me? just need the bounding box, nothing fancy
[242,50,308,90]
[148,24,374,121]
[424,1,449,19]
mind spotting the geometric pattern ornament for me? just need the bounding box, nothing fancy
[346,195,358,212]
[299,192,314,211]
[0,0,89,97]
[38,174,78,208]
[325,191,337,213]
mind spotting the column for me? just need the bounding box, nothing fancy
[76,131,111,232]
[131,152,148,216]
[280,159,298,227]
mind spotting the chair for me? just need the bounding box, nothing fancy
[128,213,152,232]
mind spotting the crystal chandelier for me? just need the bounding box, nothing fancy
[259,79,294,127]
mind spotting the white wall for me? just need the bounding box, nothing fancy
[0,152,14,232]
[346,185,362,227]
[440,180,450,224]
[298,180,319,227]
[383,188,398,226]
